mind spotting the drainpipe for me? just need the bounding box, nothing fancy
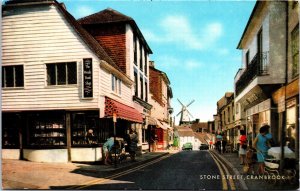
[280,1,289,172]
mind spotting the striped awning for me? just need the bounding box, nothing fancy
[105,97,143,123]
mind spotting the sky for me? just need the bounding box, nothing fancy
[59,0,256,124]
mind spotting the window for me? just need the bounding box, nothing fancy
[2,113,20,148]
[144,51,148,76]
[71,111,99,146]
[145,80,148,102]
[27,111,66,147]
[134,35,137,66]
[111,74,121,95]
[140,76,143,99]
[47,62,77,85]
[246,51,250,67]
[291,24,299,78]
[134,70,138,97]
[140,42,143,71]
[2,65,24,88]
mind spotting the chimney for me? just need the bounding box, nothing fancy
[149,61,155,67]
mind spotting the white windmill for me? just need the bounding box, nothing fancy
[176,99,195,125]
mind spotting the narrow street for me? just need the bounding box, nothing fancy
[61,151,228,190]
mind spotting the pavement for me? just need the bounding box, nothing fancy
[2,151,171,190]
[211,149,299,190]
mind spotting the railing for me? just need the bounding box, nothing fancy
[235,52,269,96]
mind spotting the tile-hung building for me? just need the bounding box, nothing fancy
[78,9,153,153]
[217,93,236,149]
[2,0,141,162]
[272,2,299,158]
[148,61,173,150]
[234,1,287,144]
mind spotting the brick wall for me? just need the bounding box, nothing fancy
[149,67,164,106]
[83,24,127,74]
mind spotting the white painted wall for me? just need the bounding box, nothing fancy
[23,149,68,163]
[71,147,102,162]
[2,5,103,111]
[2,149,20,160]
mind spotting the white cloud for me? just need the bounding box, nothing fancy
[185,60,202,70]
[143,15,223,51]
[75,5,95,19]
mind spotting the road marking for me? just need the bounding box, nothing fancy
[209,151,228,190]
[210,151,236,190]
[67,154,170,190]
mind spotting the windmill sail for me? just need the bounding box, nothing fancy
[177,99,195,125]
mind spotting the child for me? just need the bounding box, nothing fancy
[244,148,254,174]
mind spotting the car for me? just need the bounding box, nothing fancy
[182,142,193,150]
[199,143,209,150]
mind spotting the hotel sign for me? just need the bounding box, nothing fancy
[83,58,93,98]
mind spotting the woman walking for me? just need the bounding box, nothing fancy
[239,130,247,165]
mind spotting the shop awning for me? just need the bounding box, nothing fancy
[154,118,168,130]
[161,121,173,130]
[105,97,143,123]
[148,116,157,126]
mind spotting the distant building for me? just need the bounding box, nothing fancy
[175,125,195,150]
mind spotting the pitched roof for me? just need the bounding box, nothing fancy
[190,122,208,132]
[177,130,195,137]
[78,8,153,54]
[3,0,123,75]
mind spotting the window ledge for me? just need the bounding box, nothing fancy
[2,87,24,90]
[45,84,78,89]
[110,91,122,98]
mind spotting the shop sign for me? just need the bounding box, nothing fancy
[83,58,93,98]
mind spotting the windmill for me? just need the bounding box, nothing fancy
[176,99,195,125]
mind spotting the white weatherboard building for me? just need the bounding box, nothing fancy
[2,0,142,162]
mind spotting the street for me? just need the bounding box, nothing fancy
[59,151,227,190]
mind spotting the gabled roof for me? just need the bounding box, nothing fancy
[78,8,153,54]
[3,0,124,76]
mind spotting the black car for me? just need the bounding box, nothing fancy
[199,143,209,150]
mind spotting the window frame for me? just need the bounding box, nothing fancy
[111,74,122,95]
[2,65,24,88]
[46,62,77,86]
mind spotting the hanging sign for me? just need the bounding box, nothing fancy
[83,58,93,98]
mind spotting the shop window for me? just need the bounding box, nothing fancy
[2,65,24,88]
[27,111,66,147]
[291,24,299,78]
[71,111,99,146]
[2,113,20,148]
[46,62,77,85]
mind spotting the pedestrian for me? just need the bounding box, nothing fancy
[209,140,213,150]
[103,135,114,165]
[222,134,227,153]
[216,133,222,153]
[239,130,247,165]
[125,128,138,162]
[253,125,272,174]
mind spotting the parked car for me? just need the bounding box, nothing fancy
[182,142,193,150]
[199,143,209,150]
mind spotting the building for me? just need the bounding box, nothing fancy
[216,92,236,148]
[175,125,195,150]
[78,8,153,152]
[2,0,142,163]
[190,121,208,133]
[271,1,299,158]
[234,1,288,144]
[148,61,173,150]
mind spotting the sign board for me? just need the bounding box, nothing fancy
[83,58,93,98]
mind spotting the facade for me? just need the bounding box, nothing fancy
[190,122,208,133]
[148,61,173,150]
[2,0,143,162]
[234,1,288,145]
[78,8,153,152]
[271,2,299,158]
[175,126,195,150]
[216,93,236,148]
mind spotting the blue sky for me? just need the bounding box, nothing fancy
[60,0,256,123]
